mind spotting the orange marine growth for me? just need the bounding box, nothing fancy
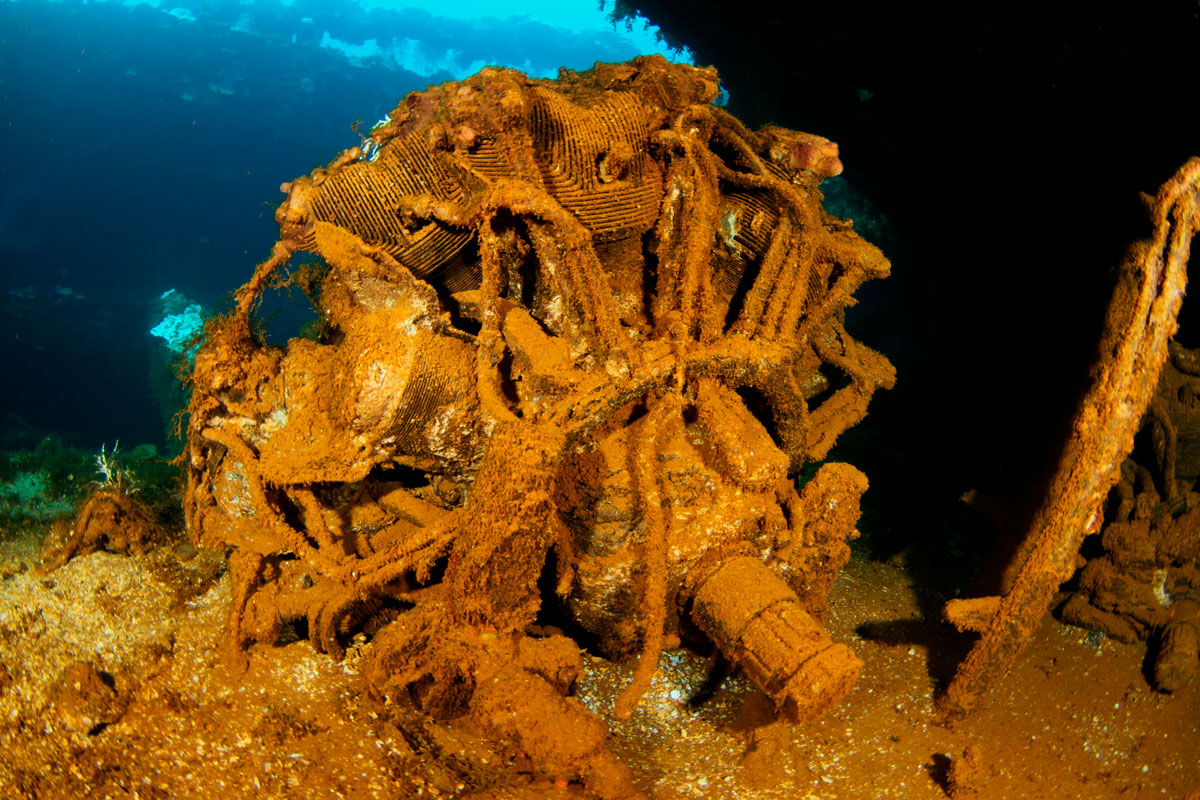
[939,158,1200,719]
[183,55,894,797]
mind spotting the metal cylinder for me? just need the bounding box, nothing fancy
[689,555,861,723]
[1155,600,1199,693]
[348,324,479,465]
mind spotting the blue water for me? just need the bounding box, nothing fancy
[0,0,687,449]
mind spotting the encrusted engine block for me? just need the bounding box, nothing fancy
[184,56,894,797]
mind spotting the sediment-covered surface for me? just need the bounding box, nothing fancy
[2,532,1195,799]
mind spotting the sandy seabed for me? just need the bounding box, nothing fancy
[0,531,1196,800]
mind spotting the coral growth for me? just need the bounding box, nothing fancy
[184,56,893,795]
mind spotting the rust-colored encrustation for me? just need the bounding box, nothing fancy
[1060,338,1200,691]
[183,56,893,795]
[40,489,160,573]
[939,158,1200,719]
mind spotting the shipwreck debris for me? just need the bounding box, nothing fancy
[938,158,1200,718]
[1060,339,1200,691]
[39,488,161,574]
[184,55,893,795]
